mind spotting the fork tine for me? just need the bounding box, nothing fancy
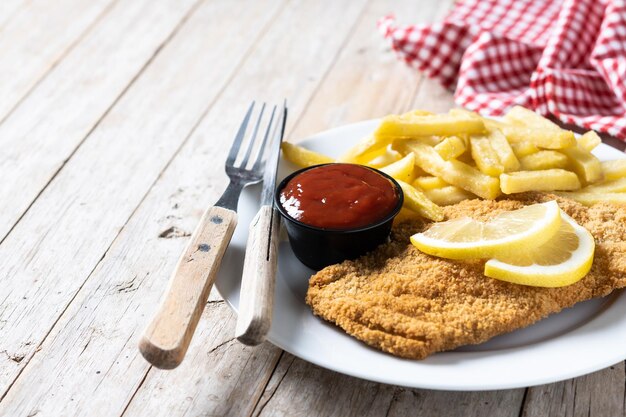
[252,105,277,171]
[226,101,255,166]
[239,103,266,168]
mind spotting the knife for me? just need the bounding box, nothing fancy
[235,101,287,345]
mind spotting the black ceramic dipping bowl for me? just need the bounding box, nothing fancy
[275,163,404,270]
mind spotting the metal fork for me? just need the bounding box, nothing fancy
[140,102,278,369]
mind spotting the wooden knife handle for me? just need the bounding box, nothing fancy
[139,206,237,369]
[235,204,280,345]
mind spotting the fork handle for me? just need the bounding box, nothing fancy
[235,204,280,345]
[139,206,237,369]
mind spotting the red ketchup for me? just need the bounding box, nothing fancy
[279,164,399,229]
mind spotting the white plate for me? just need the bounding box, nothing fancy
[215,119,626,391]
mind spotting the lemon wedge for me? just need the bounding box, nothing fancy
[484,211,594,287]
[410,201,561,259]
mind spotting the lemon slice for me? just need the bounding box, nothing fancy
[484,212,594,287]
[410,201,561,259]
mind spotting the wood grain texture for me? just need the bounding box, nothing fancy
[254,353,400,417]
[140,206,237,369]
[235,205,281,345]
[521,362,626,417]
[289,0,423,140]
[129,301,282,417]
[0,0,286,408]
[0,0,200,242]
[253,353,525,417]
[0,0,114,122]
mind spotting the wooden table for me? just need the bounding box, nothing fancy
[0,1,624,416]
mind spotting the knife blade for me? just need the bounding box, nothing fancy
[260,102,287,207]
[235,101,287,345]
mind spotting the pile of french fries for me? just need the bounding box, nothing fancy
[282,106,626,222]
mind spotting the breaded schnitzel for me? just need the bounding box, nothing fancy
[306,193,626,359]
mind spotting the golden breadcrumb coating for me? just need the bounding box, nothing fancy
[306,193,626,359]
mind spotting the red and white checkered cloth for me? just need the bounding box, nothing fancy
[379,0,626,141]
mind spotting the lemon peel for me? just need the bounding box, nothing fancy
[484,212,594,287]
[410,201,561,259]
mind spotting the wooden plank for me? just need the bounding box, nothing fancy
[0,0,372,415]
[385,386,525,417]
[0,0,201,245]
[0,0,286,405]
[289,0,422,140]
[521,362,626,417]
[254,354,397,417]
[0,0,114,123]
[253,354,525,417]
[126,302,282,417]
[411,78,458,113]
[290,0,457,141]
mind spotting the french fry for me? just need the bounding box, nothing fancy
[519,150,569,171]
[403,141,501,199]
[579,177,626,193]
[339,134,389,164]
[413,176,448,190]
[601,159,626,181]
[281,142,334,168]
[448,108,482,120]
[434,136,466,160]
[504,106,561,130]
[554,192,626,206]
[396,180,444,221]
[379,153,417,183]
[470,136,504,176]
[375,113,485,140]
[510,141,540,158]
[578,131,602,152]
[502,106,576,149]
[488,129,520,172]
[423,186,475,206]
[561,145,603,184]
[452,107,576,149]
[498,125,576,149]
[500,169,581,194]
